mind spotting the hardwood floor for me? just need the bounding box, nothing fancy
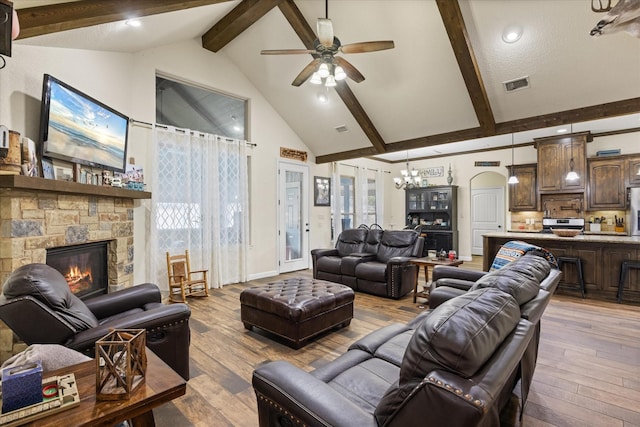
[154,260,640,427]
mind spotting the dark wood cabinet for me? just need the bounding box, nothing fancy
[507,163,537,211]
[406,185,458,254]
[587,157,627,209]
[629,156,640,186]
[536,134,586,193]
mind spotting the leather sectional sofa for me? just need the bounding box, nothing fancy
[252,253,559,426]
[311,228,424,299]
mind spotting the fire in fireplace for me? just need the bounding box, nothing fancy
[46,241,109,300]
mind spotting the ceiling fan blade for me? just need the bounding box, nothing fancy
[340,41,395,54]
[292,58,321,86]
[333,56,365,83]
[261,49,315,55]
[317,18,334,47]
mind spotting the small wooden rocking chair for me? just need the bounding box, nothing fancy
[166,250,210,303]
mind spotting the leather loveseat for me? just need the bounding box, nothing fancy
[0,263,191,380]
[311,229,424,299]
[252,253,558,427]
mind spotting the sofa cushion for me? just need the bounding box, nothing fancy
[2,264,99,331]
[374,288,520,425]
[336,228,368,257]
[376,230,419,263]
[471,254,551,306]
[354,261,386,282]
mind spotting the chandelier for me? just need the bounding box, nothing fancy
[309,61,347,88]
[394,154,421,190]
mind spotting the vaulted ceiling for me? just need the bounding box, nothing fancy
[14,0,640,163]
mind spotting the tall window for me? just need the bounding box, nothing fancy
[340,175,355,230]
[152,76,250,287]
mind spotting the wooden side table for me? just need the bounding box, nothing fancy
[409,257,464,303]
[24,348,186,426]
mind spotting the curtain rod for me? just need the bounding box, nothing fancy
[338,162,390,174]
[129,118,257,147]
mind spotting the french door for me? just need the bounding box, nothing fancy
[278,161,310,273]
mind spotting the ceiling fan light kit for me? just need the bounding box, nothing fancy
[260,0,395,88]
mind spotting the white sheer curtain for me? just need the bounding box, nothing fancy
[148,126,249,290]
[375,169,385,227]
[331,162,342,241]
[355,166,369,227]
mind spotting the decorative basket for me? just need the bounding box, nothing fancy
[551,228,583,237]
[95,329,147,400]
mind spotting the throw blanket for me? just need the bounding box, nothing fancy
[490,240,558,271]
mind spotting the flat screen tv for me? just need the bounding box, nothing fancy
[39,74,129,172]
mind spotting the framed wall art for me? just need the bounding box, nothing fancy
[314,176,331,207]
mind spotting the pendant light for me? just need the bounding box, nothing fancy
[566,124,579,181]
[508,133,519,184]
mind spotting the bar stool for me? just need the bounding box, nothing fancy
[617,260,640,303]
[557,256,586,298]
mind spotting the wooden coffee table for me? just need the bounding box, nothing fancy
[23,348,186,426]
[410,257,464,303]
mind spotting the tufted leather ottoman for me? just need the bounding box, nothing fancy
[240,278,354,348]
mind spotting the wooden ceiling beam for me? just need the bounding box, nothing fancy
[435,0,495,136]
[315,97,640,164]
[202,0,283,53]
[16,0,231,40]
[277,0,388,154]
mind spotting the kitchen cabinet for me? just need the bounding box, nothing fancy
[536,134,587,193]
[629,156,640,186]
[588,157,627,209]
[406,185,458,254]
[507,163,537,211]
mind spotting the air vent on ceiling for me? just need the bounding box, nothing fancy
[503,76,530,92]
[335,125,349,133]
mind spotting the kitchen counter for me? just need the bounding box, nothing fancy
[483,233,640,303]
[497,231,640,245]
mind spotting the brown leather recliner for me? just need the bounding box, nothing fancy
[0,263,191,380]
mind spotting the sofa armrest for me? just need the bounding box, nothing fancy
[387,259,418,299]
[431,278,475,291]
[67,303,191,352]
[84,283,161,320]
[310,248,338,258]
[253,361,376,427]
[432,265,486,283]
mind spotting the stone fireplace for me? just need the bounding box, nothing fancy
[0,175,150,361]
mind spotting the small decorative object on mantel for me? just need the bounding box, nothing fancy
[447,164,453,185]
[280,147,307,162]
[95,329,147,401]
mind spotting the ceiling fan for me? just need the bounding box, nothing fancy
[261,1,395,87]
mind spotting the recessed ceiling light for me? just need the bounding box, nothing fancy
[125,19,141,27]
[557,128,568,133]
[502,25,522,43]
[317,92,329,104]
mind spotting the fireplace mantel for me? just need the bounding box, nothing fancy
[0,175,151,199]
